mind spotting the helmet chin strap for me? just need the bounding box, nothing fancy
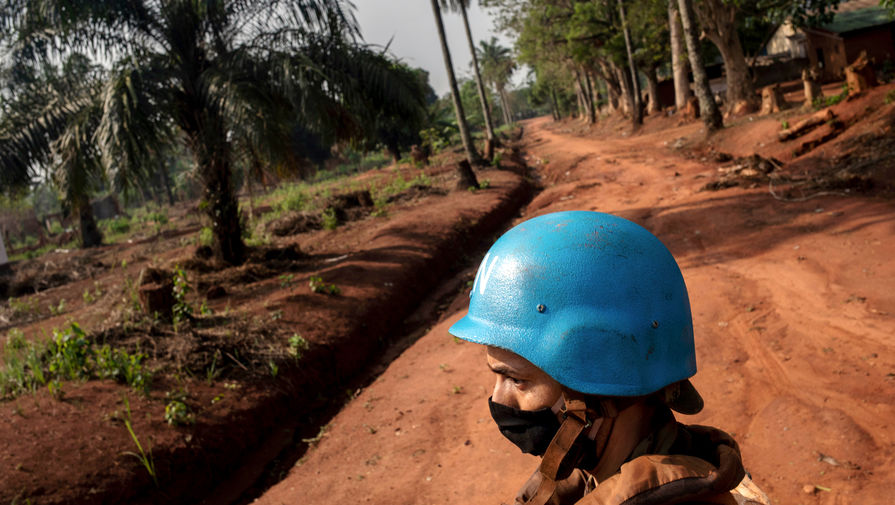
[522,391,623,505]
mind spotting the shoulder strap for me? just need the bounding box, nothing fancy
[524,393,610,505]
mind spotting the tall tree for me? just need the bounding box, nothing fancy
[677,0,724,130]
[692,0,841,111]
[668,0,692,110]
[447,0,498,159]
[1,0,425,264]
[618,0,643,126]
[0,55,106,247]
[429,0,483,184]
[477,37,517,126]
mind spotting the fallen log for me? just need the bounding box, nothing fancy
[779,109,836,142]
[793,119,845,157]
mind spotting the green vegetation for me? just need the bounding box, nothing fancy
[0,0,430,264]
[172,267,193,329]
[1,323,151,400]
[309,276,341,295]
[163,388,194,426]
[321,207,339,230]
[815,84,849,108]
[288,334,310,360]
[7,296,41,319]
[886,89,895,105]
[122,395,158,487]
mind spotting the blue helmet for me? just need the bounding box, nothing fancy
[449,211,698,400]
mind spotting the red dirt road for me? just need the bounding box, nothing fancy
[255,116,895,505]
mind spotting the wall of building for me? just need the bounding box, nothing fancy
[805,30,848,80]
[843,26,895,65]
[767,22,808,58]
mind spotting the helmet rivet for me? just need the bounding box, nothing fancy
[537,304,546,313]
[651,320,660,329]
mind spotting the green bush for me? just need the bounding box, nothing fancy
[0,323,152,399]
[322,207,339,230]
[198,226,213,246]
[309,276,341,295]
[108,216,132,234]
[172,267,192,327]
[279,186,308,212]
[885,89,895,105]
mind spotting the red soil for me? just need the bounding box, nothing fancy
[0,157,532,504]
[256,95,895,505]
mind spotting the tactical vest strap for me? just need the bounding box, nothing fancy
[523,395,594,505]
[522,392,634,505]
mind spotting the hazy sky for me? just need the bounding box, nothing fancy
[353,1,515,96]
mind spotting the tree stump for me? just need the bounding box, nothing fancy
[802,67,822,106]
[759,84,788,115]
[137,267,175,319]
[455,160,479,191]
[730,99,757,117]
[845,51,878,97]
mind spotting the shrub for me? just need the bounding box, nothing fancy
[309,276,341,295]
[172,267,192,327]
[288,334,309,360]
[322,207,339,230]
[198,226,213,246]
[0,322,152,400]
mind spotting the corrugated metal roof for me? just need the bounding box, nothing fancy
[823,2,894,33]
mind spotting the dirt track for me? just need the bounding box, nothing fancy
[255,116,895,505]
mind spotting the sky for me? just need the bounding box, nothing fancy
[353,1,517,96]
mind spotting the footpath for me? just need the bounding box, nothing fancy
[254,116,895,505]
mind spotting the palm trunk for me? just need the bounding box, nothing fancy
[500,87,513,125]
[668,0,692,110]
[77,200,103,248]
[189,115,245,264]
[677,0,723,131]
[619,0,643,126]
[429,0,482,168]
[460,2,497,156]
[160,164,175,205]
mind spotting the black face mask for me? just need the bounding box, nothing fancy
[488,397,561,456]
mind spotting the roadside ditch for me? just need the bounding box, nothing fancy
[199,146,538,505]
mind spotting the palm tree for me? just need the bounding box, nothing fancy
[442,0,497,160]
[1,0,425,264]
[429,0,482,188]
[477,38,516,126]
[0,55,106,247]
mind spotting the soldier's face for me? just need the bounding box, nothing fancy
[486,346,563,412]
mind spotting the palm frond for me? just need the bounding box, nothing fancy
[97,55,175,198]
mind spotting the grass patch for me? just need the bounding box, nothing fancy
[814,83,849,109]
[8,239,78,262]
[1,322,151,400]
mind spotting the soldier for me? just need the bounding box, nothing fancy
[449,211,770,505]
